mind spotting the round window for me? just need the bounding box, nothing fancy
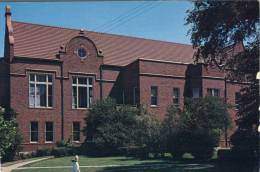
[77,48,87,59]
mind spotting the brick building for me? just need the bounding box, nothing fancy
[0,6,245,151]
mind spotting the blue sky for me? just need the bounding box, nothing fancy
[0,1,193,57]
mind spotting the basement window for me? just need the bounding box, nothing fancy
[45,122,54,142]
[173,88,180,106]
[151,86,158,106]
[72,122,80,142]
[207,88,220,97]
[30,121,38,143]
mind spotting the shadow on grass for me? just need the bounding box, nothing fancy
[92,157,256,172]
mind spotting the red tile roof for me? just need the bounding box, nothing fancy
[12,21,196,66]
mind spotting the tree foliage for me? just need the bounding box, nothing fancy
[186,1,259,159]
[83,98,139,156]
[164,97,230,159]
[0,107,22,162]
[135,105,163,158]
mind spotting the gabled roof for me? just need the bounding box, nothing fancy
[12,21,196,66]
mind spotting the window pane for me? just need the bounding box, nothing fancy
[235,92,241,110]
[173,88,180,105]
[73,77,77,84]
[45,122,53,142]
[78,87,87,108]
[78,77,87,85]
[89,87,93,105]
[36,74,46,82]
[29,84,35,106]
[192,88,200,98]
[214,89,220,96]
[73,122,80,141]
[37,84,47,107]
[48,85,53,107]
[72,86,77,108]
[47,75,52,82]
[88,78,93,85]
[31,122,38,142]
[151,86,158,105]
[30,74,35,81]
[46,122,53,131]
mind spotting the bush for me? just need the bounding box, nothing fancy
[134,105,163,158]
[36,148,52,157]
[83,98,139,156]
[51,147,72,157]
[163,97,230,160]
[0,107,22,162]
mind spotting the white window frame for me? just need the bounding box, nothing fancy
[30,121,38,143]
[45,122,54,143]
[72,76,93,109]
[151,86,158,106]
[173,88,180,106]
[207,88,220,97]
[29,73,53,108]
[72,122,80,142]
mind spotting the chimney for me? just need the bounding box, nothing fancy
[5,5,14,62]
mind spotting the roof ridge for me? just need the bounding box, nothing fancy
[12,20,193,47]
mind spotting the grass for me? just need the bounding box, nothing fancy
[12,155,256,172]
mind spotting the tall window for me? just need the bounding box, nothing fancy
[72,77,93,109]
[151,86,158,106]
[45,122,54,142]
[235,92,241,110]
[207,88,220,97]
[29,74,53,108]
[72,122,80,142]
[192,88,200,98]
[30,122,38,143]
[173,88,180,106]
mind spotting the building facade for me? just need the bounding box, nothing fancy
[0,7,245,151]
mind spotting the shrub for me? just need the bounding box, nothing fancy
[163,97,230,160]
[0,107,22,162]
[51,147,72,157]
[162,105,184,159]
[36,148,52,157]
[134,105,163,158]
[83,98,139,156]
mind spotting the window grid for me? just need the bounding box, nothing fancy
[30,121,38,143]
[72,122,80,142]
[29,74,53,108]
[72,77,93,109]
[207,88,220,97]
[173,88,180,106]
[45,122,54,143]
[151,86,158,106]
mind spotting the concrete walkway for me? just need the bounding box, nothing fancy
[2,156,53,172]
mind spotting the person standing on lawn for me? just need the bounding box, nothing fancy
[72,155,80,172]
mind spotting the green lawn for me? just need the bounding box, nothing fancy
[12,155,254,172]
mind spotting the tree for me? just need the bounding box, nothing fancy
[0,107,22,162]
[183,97,230,159]
[186,1,259,159]
[135,105,163,158]
[83,98,138,156]
[162,105,185,158]
[164,97,230,159]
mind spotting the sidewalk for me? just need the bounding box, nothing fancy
[2,156,53,172]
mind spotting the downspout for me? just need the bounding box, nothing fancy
[99,66,103,100]
[60,62,64,140]
[224,75,228,147]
